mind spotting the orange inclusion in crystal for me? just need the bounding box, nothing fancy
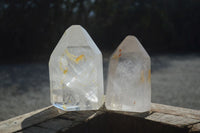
[112,54,118,59]
[63,68,68,74]
[118,49,122,57]
[62,105,67,110]
[76,55,84,63]
[148,69,151,82]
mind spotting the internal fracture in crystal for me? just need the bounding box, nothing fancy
[49,25,104,111]
[105,36,151,112]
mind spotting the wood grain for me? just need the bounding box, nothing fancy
[151,103,200,120]
[189,123,200,133]
[0,106,65,133]
[146,112,200,127]
[0,103,200,133]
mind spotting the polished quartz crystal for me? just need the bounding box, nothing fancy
[49,25,104,111]
[105,36,151,112]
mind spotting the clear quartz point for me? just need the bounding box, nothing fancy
[105,36,151,112]
[49,25,104,111]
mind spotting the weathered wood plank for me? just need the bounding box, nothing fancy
[105,111,188,133]
[106,110,151,118]
[146,112,200,128]
[0,105,65,133]
[58,111,103,132]
[64,111,106,133]
[38,118,72,131]
[1,103,200,133]
[189,123,200,133]
[17,111,99,133]
[151,103,200,120]
[59,110,96,121]
[16,126,56,133]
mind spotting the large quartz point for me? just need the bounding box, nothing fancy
[49,25,104,111]
[105,36,151,112]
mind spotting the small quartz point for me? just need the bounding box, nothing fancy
[105,36,151,112]
[49,25,104,111]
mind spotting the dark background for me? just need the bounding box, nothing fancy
[0,0,200,62]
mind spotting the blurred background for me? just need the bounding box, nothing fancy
[0,0,200,121]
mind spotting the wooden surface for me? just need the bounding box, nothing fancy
[0,106,66,133]
[151,103,200,120]
[146,112,199,127]
[0,103,199,133]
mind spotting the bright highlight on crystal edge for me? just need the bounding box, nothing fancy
[49,25,104,111]
[105,36,151,112]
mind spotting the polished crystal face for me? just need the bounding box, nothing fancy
[105,36,151,112]
[49,25,104,111]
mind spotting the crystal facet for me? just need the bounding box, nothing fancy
[49,25,104,111]
[105,36,151,112]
